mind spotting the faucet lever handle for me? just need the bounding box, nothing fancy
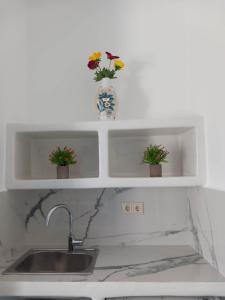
[73,239,83,247]
[68,236,83,251]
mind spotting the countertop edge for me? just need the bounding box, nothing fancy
[1,281,225,298]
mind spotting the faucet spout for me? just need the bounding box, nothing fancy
[46,204,73,236]
[46,204,83,251]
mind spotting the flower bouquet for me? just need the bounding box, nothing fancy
[87,51,125,120]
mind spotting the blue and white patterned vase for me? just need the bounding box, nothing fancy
[96,78,117,120]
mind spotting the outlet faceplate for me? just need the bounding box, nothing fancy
[121,202,144,214]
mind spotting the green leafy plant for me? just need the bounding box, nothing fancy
[49,146,77,166]
[94,67,116,81]
[143,144,169,165]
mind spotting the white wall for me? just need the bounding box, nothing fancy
[0,0,225,189]
[26,0,191,122]
[184,1,225,188]
[0,0,28,189]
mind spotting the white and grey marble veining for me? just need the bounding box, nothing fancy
[105,296,224,299]
[0,187,225,297]
[187,198,202,256]
[82,188,106,241]
[0,186,225,292]
[0,246,223,283]
[21,186,225,282]
[97,252,203,282]
[0,191,31,268]
[187,187,225,276]
[188,189,218,269]
[25,189,57,228]
[22,188,193,248]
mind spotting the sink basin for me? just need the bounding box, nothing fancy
[3,248,98,275]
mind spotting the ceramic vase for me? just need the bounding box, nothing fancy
[96,78,117,120]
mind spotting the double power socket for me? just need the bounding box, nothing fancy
[121,202,144,214]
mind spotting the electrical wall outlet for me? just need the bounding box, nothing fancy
[133,202,144,214]
[121,202,133,214]
[121,202,144,214]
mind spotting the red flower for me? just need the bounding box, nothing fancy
[106,51,120,60]
[88,60,99,70]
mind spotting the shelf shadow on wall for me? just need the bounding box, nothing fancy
[120,60,151,119]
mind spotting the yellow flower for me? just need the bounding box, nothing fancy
[89,51,102,61]
[114,59,125,70]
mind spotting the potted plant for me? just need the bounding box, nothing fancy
[49,146,77,179]
[87,51,125,120]
[143,144,169,177]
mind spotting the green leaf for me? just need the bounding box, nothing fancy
[94,68,117,81]
[49,146,77,166]
[143,145,169,165]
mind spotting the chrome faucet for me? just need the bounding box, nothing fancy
[46,204,83,251]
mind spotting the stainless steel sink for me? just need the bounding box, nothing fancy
[3,248,98,275]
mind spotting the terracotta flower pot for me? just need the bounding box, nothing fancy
[149,164,162,177]
[57,165,69,179]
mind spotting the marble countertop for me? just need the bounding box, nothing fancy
[0,245,225,298]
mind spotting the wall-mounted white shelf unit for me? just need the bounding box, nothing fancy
[6,116,205,189]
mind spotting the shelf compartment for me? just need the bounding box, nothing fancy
[14,131,99,180]
[108,127,196,178]
[6,117,205,189]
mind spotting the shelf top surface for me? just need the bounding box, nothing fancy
[7,116,203,132]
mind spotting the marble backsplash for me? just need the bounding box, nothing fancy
[22,188,193,247]
[0,191,27,269]
[188,187,225,277]
[0,186,225,279]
